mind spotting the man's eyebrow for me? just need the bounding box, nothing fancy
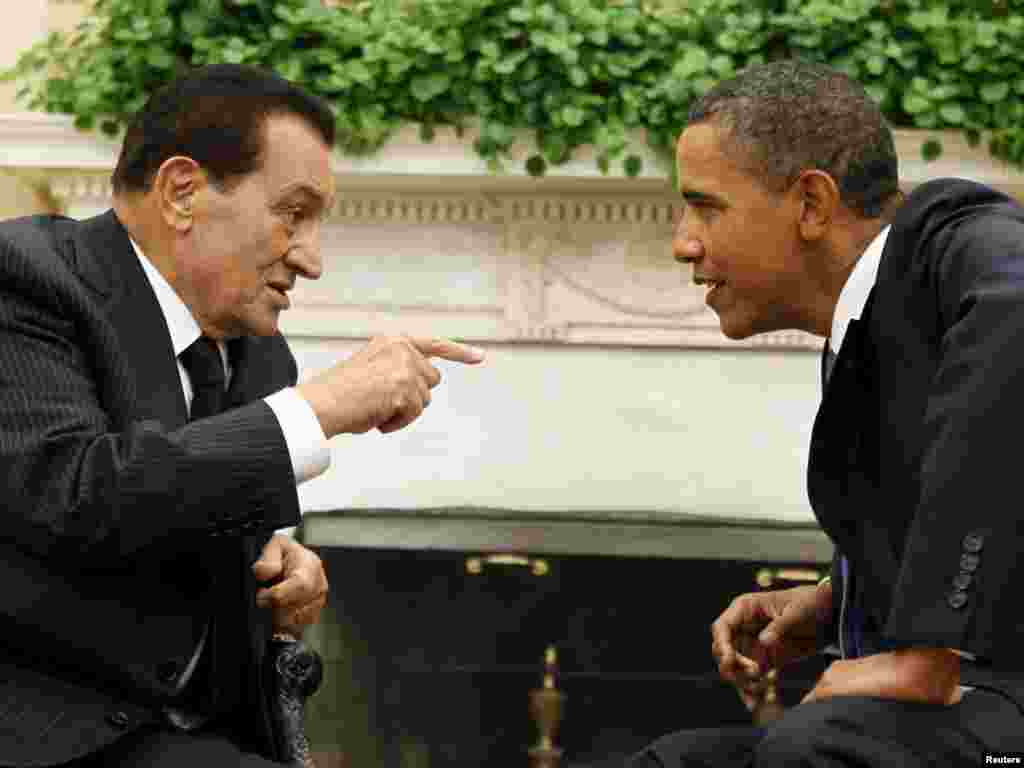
[679,187,723,205]
[277,183,331,208]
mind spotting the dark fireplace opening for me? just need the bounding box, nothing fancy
[305,546,828,767]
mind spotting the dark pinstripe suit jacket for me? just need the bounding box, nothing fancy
[0,211,302,765]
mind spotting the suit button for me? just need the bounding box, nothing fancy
[952,573,973,591]
[960,553,980,572]
[106,711,130,730]
[947,591,969,610]
[962,533,984,553]
[156,660,181,685]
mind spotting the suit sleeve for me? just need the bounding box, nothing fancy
[883,211,1024,658]
[0,260,301,567]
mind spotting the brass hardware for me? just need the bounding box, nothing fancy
[528,645,565,767]
[755,567,822,589]
[465,554,550,577]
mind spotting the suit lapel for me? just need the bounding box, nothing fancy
[808,291,877,544]
[72,211,189,429]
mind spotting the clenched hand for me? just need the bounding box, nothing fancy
[252,534,329,638]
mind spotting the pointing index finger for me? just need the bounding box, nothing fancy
[410,337,486,364]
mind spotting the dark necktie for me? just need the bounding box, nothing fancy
[178,337,245,715]
[821,345,836,391]
[820,339,865,659]
[179,337,226,421]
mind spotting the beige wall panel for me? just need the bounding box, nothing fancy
[0,0,47,112]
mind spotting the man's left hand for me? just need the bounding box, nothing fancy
[253,534,329,637]
[802,647,962,706]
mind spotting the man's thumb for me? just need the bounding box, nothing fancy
[758,614,789,648]
[252,541,284,581]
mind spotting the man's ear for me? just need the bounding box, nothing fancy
[795,170,840,242]
[152,156,203,232]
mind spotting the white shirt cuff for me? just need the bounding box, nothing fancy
[264,388,331,485]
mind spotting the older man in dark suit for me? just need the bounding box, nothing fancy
[0,64,483,766]
[630,60,1024,766]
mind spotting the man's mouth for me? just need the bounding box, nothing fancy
[268,284,291,306]
[694,276,726,292]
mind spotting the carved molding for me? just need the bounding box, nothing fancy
[5,113,1021,351]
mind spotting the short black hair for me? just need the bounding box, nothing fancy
[688,60,899,218]
[112,64,336,195]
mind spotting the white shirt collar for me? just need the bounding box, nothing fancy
[130,238,202,358]
[829,226,890,355]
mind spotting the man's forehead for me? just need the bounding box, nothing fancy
[676,128,720,194]
[675,122,752,199]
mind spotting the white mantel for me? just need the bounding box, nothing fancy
[4,114,1021,561]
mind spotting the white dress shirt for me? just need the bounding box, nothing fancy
[829,226,889,356]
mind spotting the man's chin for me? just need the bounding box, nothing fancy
[238,310,282,338]
[716,314,756,341]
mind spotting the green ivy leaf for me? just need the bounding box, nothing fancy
[903,93,931,115]
[676,47,709,77]
[921,139,942,162]
[146,47,174,70]
[561,105,586,127]
[939,104,966,125]
[410,72,451,102]
[979,82,1011,103]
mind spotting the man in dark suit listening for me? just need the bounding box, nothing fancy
[629,60,1024,766]
[0,64,483,766]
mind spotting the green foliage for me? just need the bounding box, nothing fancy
[5,0,1024,174]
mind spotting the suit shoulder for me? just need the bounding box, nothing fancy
[886,179,1024,280]
[0,215,81,279]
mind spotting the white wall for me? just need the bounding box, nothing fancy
[292,339,822,522]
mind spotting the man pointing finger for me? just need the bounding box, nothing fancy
[297,335,485,437]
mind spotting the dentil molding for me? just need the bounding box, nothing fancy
[3,113,1023,351]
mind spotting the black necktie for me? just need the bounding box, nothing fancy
[180,337,226,420]
[179,336,243,715]
[821,344,837,390]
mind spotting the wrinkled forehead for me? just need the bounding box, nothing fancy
[259,114,335,198]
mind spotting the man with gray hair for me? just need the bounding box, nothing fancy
[631,59,1024,766]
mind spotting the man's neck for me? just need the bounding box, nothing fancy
[808,218,887,337]
[113,198,174,280]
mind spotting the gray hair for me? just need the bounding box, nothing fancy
[688,60,899,218]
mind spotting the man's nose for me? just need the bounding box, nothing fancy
[287,228,323,280]
[673,216,703,264]
[674,238,703,264]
